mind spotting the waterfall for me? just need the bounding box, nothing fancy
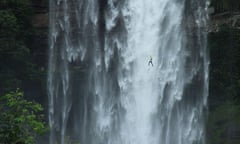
[48,0,209,144]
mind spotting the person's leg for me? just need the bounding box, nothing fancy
[149,61,153,66]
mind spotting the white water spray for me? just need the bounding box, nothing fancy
[48,0,209,144]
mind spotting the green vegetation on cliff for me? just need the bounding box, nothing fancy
[208,25,240,144]
[0,90,48,144]
[0,1,48,143]
[211,0,240,12]
[0,0,43,94]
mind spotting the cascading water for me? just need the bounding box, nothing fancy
[48,0,209,144]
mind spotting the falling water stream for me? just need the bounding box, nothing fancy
[48,0,209,144]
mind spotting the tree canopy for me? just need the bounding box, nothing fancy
[0,90,48,144]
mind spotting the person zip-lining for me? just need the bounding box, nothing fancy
[148,56,153,66]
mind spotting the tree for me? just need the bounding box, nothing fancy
[207,101,240,144]
[211,0,240,12]
[0,0,41,94]
[0,89,48,144]
[208,25,240,144]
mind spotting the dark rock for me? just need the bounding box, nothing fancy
[32,13,49,28]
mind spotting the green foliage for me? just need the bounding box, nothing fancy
[0,89,48,144]
[0,10,19,39]
[0,1,48,142]
[211,0,240,12]
[0,0,40,94]
[209,27,240,103]
[208,26,240,143]
[207,101,240,144]
[0,0,33,40]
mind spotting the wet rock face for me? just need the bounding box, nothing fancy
[31,14,48,68]
[209,11,240,32]
[32,13,48,28]
[31,2,48,68]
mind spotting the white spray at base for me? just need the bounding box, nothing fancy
[48,0,209,144]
